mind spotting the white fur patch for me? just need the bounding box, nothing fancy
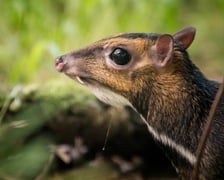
[87,85,196,165]
[139,114,196,165]
[86,84,132,108]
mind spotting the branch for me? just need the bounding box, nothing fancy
[192,77,224,179]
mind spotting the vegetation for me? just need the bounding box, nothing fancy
[0,0,223,179]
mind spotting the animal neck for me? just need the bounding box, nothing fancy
[131,62,217,172]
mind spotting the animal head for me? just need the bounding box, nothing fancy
[55,27,196,108]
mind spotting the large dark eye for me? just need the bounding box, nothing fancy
[109,48,131,65]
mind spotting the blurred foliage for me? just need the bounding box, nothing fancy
[48,162,117,180]
[0,0,224,89]
[0,81,95,179]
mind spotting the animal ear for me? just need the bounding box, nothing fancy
[173,27,196,49]
[151,34,174,68]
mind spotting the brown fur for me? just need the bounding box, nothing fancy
[56,27,224,179]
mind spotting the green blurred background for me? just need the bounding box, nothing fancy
[0,0,224,179]
[1,0,224,89]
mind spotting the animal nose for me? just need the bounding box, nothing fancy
[55,55,64,65]
[55,56,66,72]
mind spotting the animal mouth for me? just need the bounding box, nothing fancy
[75,76,85,85]
[55,57,98,86]
[68,74,97,86]
[55,58,86,85]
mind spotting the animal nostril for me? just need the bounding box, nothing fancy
[55,56,66,72]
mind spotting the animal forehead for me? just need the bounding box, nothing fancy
[99,33,159,44]
[115,33,159,40]
[91,33,160,51]
[77,33,160,57]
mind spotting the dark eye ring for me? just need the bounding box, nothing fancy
[109,48,131,66]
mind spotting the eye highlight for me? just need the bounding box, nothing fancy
[109,48,131,66]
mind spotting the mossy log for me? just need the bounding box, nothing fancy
[0,80,176,179]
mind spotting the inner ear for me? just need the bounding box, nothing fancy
[151,34,174,68]
[173,27,196,49]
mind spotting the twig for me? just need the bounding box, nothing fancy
[192,77,224,179]
[102,111,113,151]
